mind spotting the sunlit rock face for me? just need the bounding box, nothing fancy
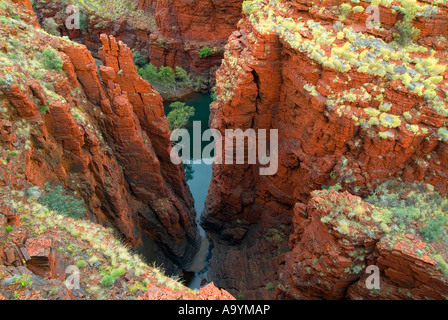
[202,0,448,299]
[0,1,200,274]
[33,0,243,84]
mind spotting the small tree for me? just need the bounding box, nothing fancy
[41,48,63,71]
[167,101,196,181]
[175,66,192,85]
[138,63,159,83]
[211,86,217,101]
[133,50,148,68]
[159,66,176,89]
[199,46,211,58]
[395,20,420,46]
[79,12,88,33]
[167,101,195,131]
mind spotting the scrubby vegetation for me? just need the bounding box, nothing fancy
[365,181,448,242]
[316,180,448,277]
[364,181,448,274]
[137,60,199,94]
[132,50,148,68]
[393,0,421,46]
[166,101,195,131]
[37,185,86,219]
[41,48,64,71]
[199,46,212,59]
[42,18,60,36]
[1,185,197,299]
[35,0,157,32]
[233,0,448,147]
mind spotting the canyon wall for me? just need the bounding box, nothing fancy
[277,183,448,300]
[34,0,243,84]
[149,0,243,82]
[0,2,200,275]
[202,0,448,299]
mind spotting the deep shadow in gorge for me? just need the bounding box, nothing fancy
[163,93,215,289]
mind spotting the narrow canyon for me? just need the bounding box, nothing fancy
[0,0,448,301]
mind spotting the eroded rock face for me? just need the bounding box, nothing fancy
[0,1,200,274]
[202,0,448,298]
[34,0,243,82]
[150,0,243,80]
[277,185,448,300]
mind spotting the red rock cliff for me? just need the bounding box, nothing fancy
[0,1,201,274]
[149,0,243,81]
[277,183,448,300]
[201,0,448,299]
[34,0,243,83]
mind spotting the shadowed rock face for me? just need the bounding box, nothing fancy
[278,184,448,300]
[201,0,448,299]
[0,0,201,275]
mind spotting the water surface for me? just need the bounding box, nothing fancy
[164,93,214,289]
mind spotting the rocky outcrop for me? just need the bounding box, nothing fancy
[202,0,448,299]
[33,0,243,83]
[277,184,448,300]
[11,0,39,27]
[149,0,243,81]
[0,197,233,300]
[0,0,200,275]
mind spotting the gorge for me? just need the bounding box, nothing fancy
[1,0,448,301]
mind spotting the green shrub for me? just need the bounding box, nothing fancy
[77,260,88,268]
[138,63,195,92]
[242,1,258,14]
[199,46,211,59]
[421,216,446,242]
[175,66,192,85]
[100,275,116,287]
[133,50,148,68]
[40,105,49,113]
[159,66,176,87]
[79,12,88,33]
[38,186,86,219]
[395,20,420,46]
[42,18,60,36]
[111,268,125,278]
[167,101,195,131]
[14,274,32,288]
[266,282,275,291]
[138,63,159,83]
[41,48,63,71]
[338,3,352,20]
[211,86,217,101]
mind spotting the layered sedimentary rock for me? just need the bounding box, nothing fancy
[33,0,243,83]
[277,183,448,300]
[0,191,233,300]
[0,1,200,274]
[149,0,243,81]
[34,0,156,55]
[202,0,448,299]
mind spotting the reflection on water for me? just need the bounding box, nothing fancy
[186,160,213,237]
[164,93,214,289]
